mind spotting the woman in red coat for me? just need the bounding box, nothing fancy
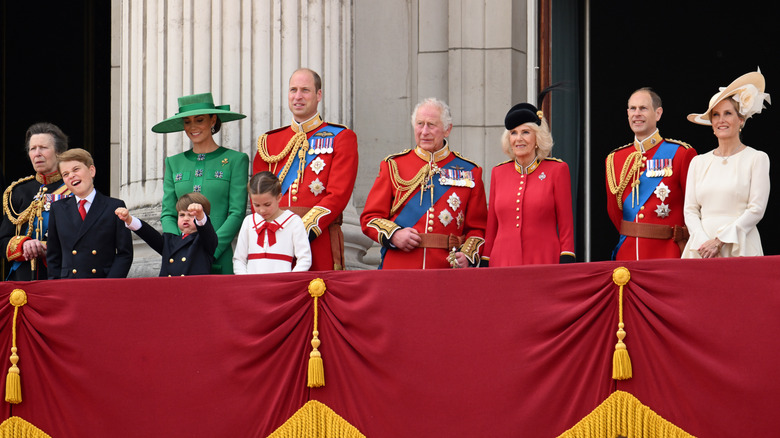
[481,98,575,266]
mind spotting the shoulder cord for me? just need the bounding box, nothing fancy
[606,151,643,211]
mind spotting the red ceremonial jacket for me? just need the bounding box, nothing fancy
[605,131,697,260]
[483,157,575,266]
[361,144,487,269]
[253,114,358,271]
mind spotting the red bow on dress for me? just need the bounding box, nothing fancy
[255,221,280,247]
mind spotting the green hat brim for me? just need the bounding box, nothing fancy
[151,108,246,133]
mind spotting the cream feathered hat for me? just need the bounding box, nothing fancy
[687,70,771,125]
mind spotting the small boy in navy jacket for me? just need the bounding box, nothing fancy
[115,193,217,276]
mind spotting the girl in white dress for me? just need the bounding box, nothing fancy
[682,70,771,258]
[233,171,312,274]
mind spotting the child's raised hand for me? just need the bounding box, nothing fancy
[188,203,205,221]
[114,207,132,225]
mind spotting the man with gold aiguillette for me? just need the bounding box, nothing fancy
[1,123,71,280]
[253,68,358,271]
[606,88,697,260]
[361,98,488,269]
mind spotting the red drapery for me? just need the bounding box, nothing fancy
[2,257,779,437]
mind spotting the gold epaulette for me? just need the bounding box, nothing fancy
[382,149,412,162]
[544,157,563,163]
[452,151,480,167]
[495,159,514,167]
[665,138,694,149]
[608,142,634,156]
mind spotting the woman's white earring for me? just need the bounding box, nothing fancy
[211,126,216,134]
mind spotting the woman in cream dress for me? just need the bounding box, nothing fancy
[682,71,771,258]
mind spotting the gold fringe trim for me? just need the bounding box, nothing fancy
[268,400,365,438]
[0,416,52,438]
[307,279,326,388]
[5,289,27,404]
[612,267,632,380]
[557,391,694,438]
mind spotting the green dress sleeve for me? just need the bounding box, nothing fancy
[212,151,249,261]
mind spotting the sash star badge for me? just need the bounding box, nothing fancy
[310,156,326,175]
[655,202,670,218]
[447,193,461,211]
[456,211,465,228]
[539,172,547,181]
[438,209,453,227]
[654,182,670,201]
[309,178,325,196]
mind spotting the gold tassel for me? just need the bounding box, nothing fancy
[307,279,326,388]
[6,289,28,404]
[612,268,633,380]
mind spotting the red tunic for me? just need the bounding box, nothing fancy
[253,115,358,271]
[605,131,697,260]
[483,158,575,266]
[361,146,487,269]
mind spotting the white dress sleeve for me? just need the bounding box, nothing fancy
[289,215,312,272]
[232,215,252,274]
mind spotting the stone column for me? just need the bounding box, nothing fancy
[114,0,355,276]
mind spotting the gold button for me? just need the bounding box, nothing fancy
[168,275,172,277]
[640,206,645,210]
[92,250,97,255]
[520,181,524,185]
[181,257,187,262]
[291,189,298,195]
[72,250,77,255]
[181,274,185,277]
[516,199,520,203]
[428,220,434,226]
[516,216,520,220]
[91,269,96,274]
[517,192,521,196]
[429,207,434,212]
[428,213,434,218]
[292,196,298,202]
[516,224,520,228]
[516,207,520,211]
[427,227,433,232]
[292,182,298,188]
[169,258,174,263]
[72,269,77,274]
[638,214,645,219]
[642,156,648,161]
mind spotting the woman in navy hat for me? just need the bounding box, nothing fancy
[153,93,248,274]
[481,88,575,266]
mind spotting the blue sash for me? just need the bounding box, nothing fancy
[612,140,680,258]
[278,125,345,195]
[379,155,475,268]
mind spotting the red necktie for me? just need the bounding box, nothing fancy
[256,221,280,247]
[78,199,87,221]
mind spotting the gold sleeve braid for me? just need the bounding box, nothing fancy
[3,176,45,239]
[459,236,485,265]
[366,218,401,245]
[301,206,331,237]
[606,150,643,211]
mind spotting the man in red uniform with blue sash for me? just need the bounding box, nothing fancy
[253,68,358,270]
[361,98,487,269]
[606,88,697,260]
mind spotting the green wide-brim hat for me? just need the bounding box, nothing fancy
[151,92,246,133]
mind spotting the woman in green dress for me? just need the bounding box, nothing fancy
[152,93,248,274]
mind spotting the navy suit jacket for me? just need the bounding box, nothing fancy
[47,191,133,279]
[133,217,217,276]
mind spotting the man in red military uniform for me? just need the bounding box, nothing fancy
[361,98,487,269]
[606,88,697,260]
[253,68,358,270]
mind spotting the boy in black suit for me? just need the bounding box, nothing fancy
[47,148,133,279]
[115,192,217,276]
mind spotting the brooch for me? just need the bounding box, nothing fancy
[195,169,203,177]
[175,173,183,181]
[539,172,546,181]
[197,154,206,161]
[214,171,224,179]
[193,185,202,192]
[222,158,229,166]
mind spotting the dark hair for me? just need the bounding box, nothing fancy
[25,122,68,153]
[248,171,281,196]
[629,87,662,110]
[294,68,322,92]
[211,115,222,134]
[176,192,211,216]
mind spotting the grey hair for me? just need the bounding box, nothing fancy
[411,97,452,129]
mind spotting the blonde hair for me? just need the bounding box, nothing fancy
[57,148,94,167]
[500,119,554,159]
